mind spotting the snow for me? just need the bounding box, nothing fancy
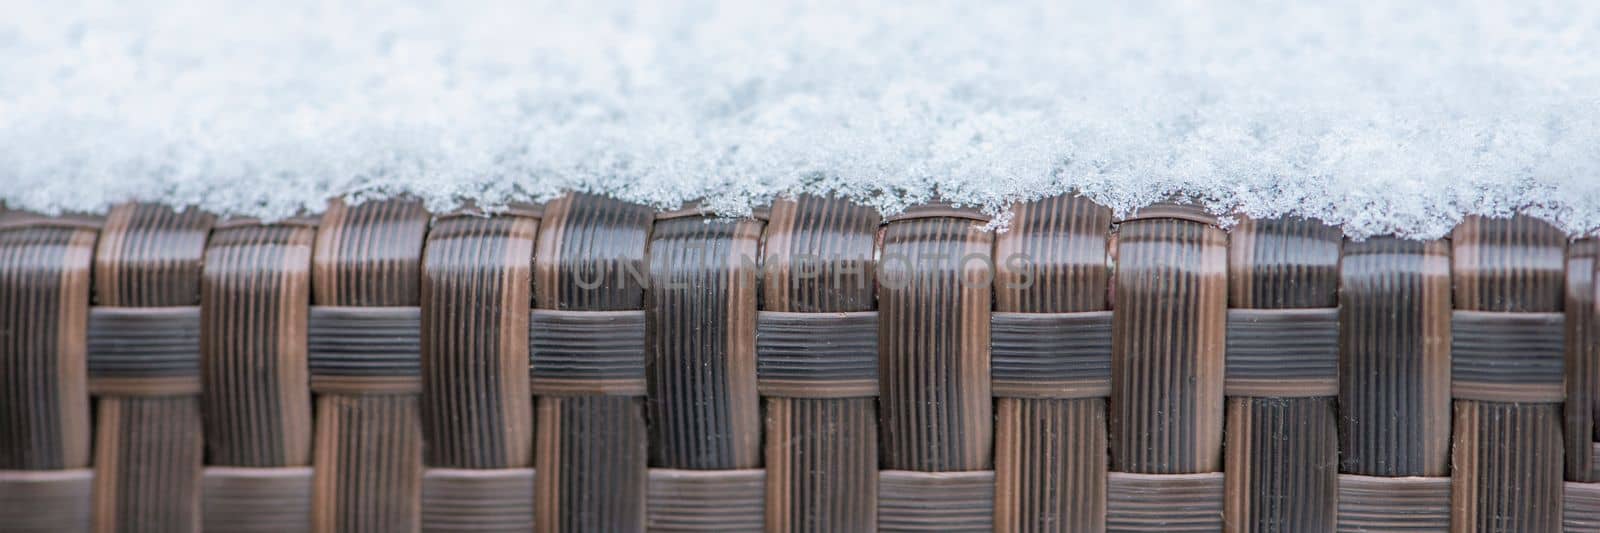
[1,0,1597,238]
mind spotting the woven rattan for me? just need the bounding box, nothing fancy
[1,193,1597,532]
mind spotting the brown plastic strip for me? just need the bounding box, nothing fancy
[646,216,763,469]
[1224,308,1338,397]
[531,193,654,533]
[1106,472,1225,531]
[756,311,879,398]
[528,309,647,396]
[991,195,1112,532]
[311,395,423,533]
[881,202,990,223]
[1448,215,1566,530]
[1568,238,1600,481]
[1567,481,1600,532]
[1226,216,1341,309]
[1450,311,1565,401]
[1223,397,1337,532]
[201,467,313,532]
[879,215,994,471]
[307,306,422,394]
[0,469,94,531]
[646,468,766,531]
[1335,474,1450,531]
[92,397,203,533]
[1120,202,1218,226]
[421,214,537,469]
[877,470,996,531]
[760,195,881,531]
[1338,237,1451,477]
[990,311,1112,399]
[1112,213,1226,473]
[86,306,202,395]
[419,468,535,532]
[201,222,314,467]
[0,223,94,470]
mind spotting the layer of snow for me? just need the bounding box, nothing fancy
[2,1,1598,238]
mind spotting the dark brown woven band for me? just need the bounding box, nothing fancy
[0,224,94,471]
[647,468,765,531]
[201,466,313,531]
[1112,213,1226,474]
[311,394,422,532]
[528,309,647,396]
[1339,237,1451,477]
[1106,472,1224,531]
[1569,482,1600,531]
[1451,310,1565,402]
[532,193,653,532]
[878,470,996,531]
[1567,238,1600,482]
[306,305,422,394]
[755,311,878,398]
[1224,396,1337,531]
[0,469,93,531]
[1337,474,1451,530]
[990,311,1112,399]
[86,306,202,395]
[420,468,534,532]
[1225,308,1339,397]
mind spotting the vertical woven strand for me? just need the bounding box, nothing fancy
[1222,217,1340,533]
[878,214,994,472]
[991,195,1112,532]
[200,222,315,467]
[1338,237,1452,477]
[91,204,212,533]
[0,223,95,470]
[1567,238,1599,482]
[532,193,652,532]
[645,216,763,470]
[420,214,537,468]
[309,199,428,533]
[761,195,880,532]
[1111,211,1227,474]
[1448,216,1565,532]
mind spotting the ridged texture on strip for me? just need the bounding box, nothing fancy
[200,223,314,467]
[1567,482,1600,532]
[92,397,203,533]
[311,395,422,533]
[764,397,878,532]
[1335,475,1450,531]
[877,470,995,532]
[419,468,535,532]
[647,468,766,531]
[88,203,212,533]
[201,467,313,532]
[990,311,1113,398]
[1447,215,1564,532]
[532,193,653,532]
[1222,397,1337,533]
[1226,217,1340,309]
[0,224,94,470]
[1105,472,1225,531]
[1111,213,1226,473]
[995,398,1107,532]
[755,311,879,397]
[310,199,428,306]
[1338,237,1451,476]
[1223,216,1340,533]
[991,195,1111,532]
[529,310,647,395]
[645,216,763,469]
[1568,238,1599,481]
[420,215,536,468]
[1223,309,1338,397]
[1451,401,1562,532]
[879,216,994,471]
[534,396,647,532]
[759,196,880,532]
[0,469,93,531]
[306,306,421,393]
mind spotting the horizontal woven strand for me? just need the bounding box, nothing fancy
[878,470,996,532]
[756,311,878,397]
[1450,310,1565,402]
[990,311,1112,399]
[647,468,766,531]
[1224,308,1338,397]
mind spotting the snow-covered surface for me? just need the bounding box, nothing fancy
[2,1,1598,238]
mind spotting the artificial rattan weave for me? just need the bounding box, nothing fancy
[1,193,1597,532]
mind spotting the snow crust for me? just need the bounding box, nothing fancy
[2,1,1598,238]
